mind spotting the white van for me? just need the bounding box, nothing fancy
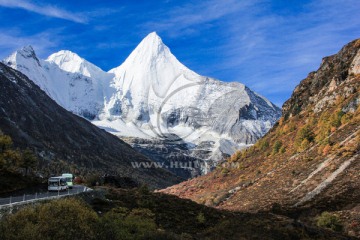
[48,176,68,191]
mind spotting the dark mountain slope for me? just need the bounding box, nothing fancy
[0,62,180,188]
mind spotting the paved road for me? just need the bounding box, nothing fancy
[0,185,88,207]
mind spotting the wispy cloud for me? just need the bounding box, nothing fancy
[0,0,87,23]
[143,0,258,37]
[230,0,360,96]
[0,29,63,58]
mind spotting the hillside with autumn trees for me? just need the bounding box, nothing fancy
[162,39,360,237]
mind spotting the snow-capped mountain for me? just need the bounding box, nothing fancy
[3,32,281,175]
[4,46,110,119]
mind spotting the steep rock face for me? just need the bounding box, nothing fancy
[283,39,360,117]
[0,62,180,188]
[161,39,360,235]
[3,32,281,176]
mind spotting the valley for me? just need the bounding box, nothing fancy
[0,3,359,237]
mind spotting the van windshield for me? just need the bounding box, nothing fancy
[49,181,59,186]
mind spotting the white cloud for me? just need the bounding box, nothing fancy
[0,0,87,23]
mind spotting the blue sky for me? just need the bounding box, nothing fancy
[0,0,359,106]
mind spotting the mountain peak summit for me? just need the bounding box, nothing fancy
[131,31,167,60]
[20,44,36,56]
[144,31,161,40]
[109,32,195,98]
[47,50,105,78]
[20,45,35,53]
[111,31,186,72]
[17,45,38,62]
[47,50,84,70]
[48,50,81,61]
[140,31,163,46]
[3,45,40,68]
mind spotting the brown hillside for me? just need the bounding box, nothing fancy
[162,39,360,236]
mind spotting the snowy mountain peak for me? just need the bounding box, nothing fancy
[138,31,165,54]
[18,45,36,56]
[47,50,105,78]
[111,32,191,72]
[109,32,199,101]
[125,32,170,64]
[143,31,162,43]
[121,32,165,59]
[4,45,41,68]
[47,50,81,64]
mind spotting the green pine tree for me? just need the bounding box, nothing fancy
[21,148,38,175]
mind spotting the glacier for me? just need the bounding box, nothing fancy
[3,32,281,176]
